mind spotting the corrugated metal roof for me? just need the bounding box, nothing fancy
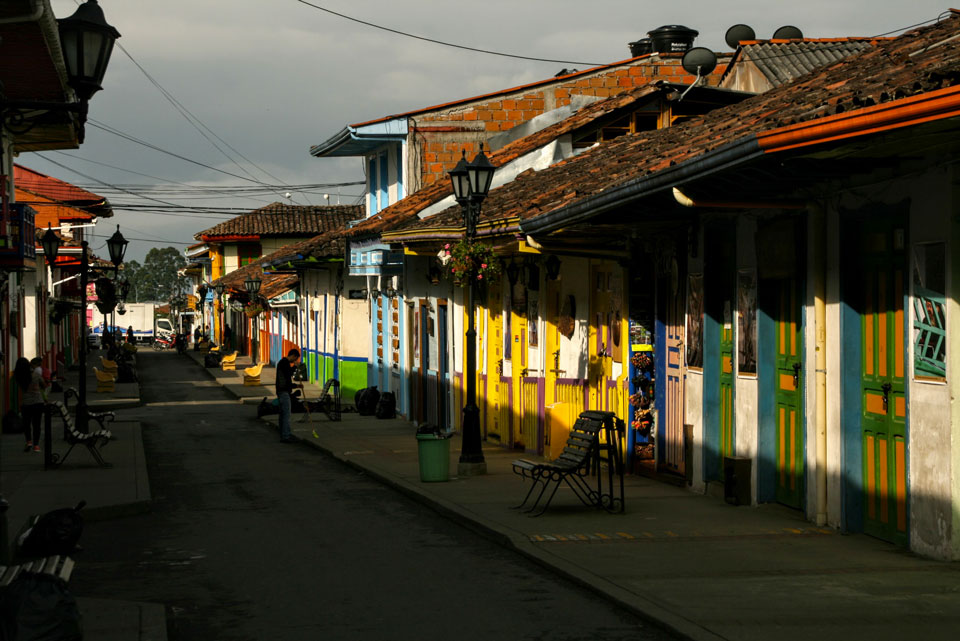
[740,40,875,88]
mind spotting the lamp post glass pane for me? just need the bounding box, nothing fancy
[449,155,471,203]
[467,149,495,199]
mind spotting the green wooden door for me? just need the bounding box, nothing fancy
[774,277,804,508]
[860,227,908,545]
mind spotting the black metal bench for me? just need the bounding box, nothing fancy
[49,401,112,468]
[63,388,115,433]
[512,410,626,516]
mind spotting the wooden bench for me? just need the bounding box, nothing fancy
[93,367,115,393]
[243,363,263,385]
[220,351,239,371]
[512,411,625,516]
[100,356,118,375]
[49,401,112,467]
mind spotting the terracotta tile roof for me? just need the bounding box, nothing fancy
[13,164,111,217]
[213,230,346,297]
[352,82,733,239]
[346,54,666,129]
[390,14,960,237]
[195,203,363,240]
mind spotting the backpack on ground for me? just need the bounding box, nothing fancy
[375,392,396,419]
[17,501,86,559]
[356,387,380,416]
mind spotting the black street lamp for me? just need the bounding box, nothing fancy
[41,225,61,265]
[449,144,495,476]
[106,225,128,268]
[105,225,126,347]
[214,282,225,346]
[0,0,120,148]
[244,275,261,365]
[58,0,122,104]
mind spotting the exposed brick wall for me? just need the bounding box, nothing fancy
[409,55,729,188]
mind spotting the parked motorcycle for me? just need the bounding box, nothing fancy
[151,334,175,351]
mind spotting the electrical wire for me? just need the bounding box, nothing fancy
[293,0,606,66]
[294,1,947,69]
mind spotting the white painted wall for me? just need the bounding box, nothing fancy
[557,256,590,380]
[687,225,706,493]
[735,216,759,504]
[907,167,953,559]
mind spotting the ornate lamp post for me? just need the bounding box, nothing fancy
[105,225,127,345]
[40,227,62,468]
[244,275,261,365]
[214,282,226,346]
[449,144,495,476]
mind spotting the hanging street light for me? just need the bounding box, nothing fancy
[106,225,128,268]
[244,275,261,365]
[57,0,122,104]
[448,143,495,476]
[41,225,61,266]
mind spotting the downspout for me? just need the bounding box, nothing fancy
[812,202,828,526]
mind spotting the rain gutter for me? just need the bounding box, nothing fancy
[520,136,763,235]
[523,84,960,236]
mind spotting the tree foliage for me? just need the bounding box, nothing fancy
[121,247,187,302]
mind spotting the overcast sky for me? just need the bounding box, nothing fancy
[23,0,955,262]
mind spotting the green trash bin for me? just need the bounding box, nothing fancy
[416,432,451,482]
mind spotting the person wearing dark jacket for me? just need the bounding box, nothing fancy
[276,348,302,443]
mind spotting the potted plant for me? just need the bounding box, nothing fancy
[437,239,500,286]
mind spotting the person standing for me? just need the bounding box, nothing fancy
[15,357,47,453]
[224,324,232,351]
[276,348,302,443]
[126,325,135,344]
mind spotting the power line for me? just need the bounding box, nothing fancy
[294,1,946,69]
[293,0,605,66]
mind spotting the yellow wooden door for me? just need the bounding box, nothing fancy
[589,263,614,411]
[510,309,528,448]
[484,281,503,443]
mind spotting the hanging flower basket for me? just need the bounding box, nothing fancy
[244,302,264,318]
[438,239,500,286]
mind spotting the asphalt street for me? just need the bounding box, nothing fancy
[70,350,675,641]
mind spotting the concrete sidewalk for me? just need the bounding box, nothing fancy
[0,349,165,641]
[195,349,960,641]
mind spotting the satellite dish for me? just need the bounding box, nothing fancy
[772,25,803,40]
[681,47,718,77]
[725,24,756,49]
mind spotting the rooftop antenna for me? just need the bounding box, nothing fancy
[678,47,718,101]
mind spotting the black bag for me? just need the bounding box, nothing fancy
[204,352,222,368]
[18,502,85,559]
[375,392,396,419]
[0,572,82,641]
[356,387,380,416]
